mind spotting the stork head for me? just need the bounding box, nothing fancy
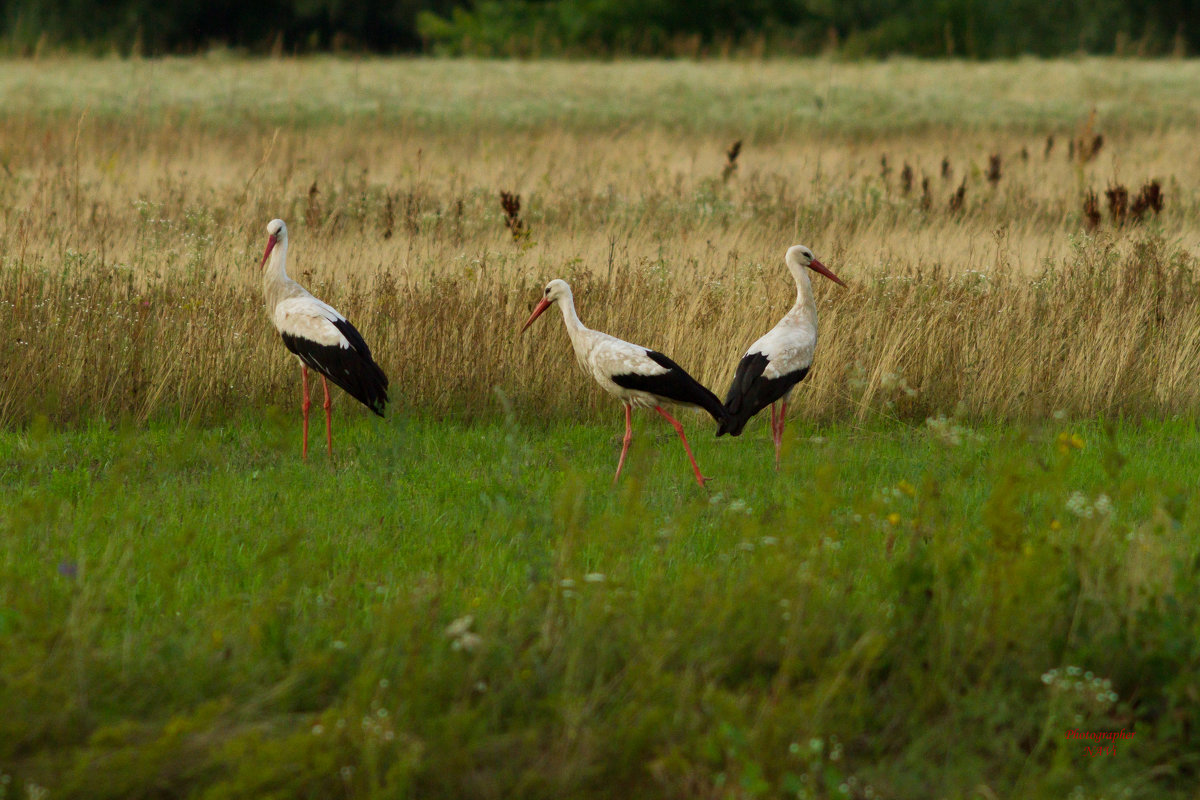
[786,244,846,287]
[260,218,288,268]
[521,279,571,333]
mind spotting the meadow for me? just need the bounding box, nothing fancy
[3,56,1200,797]
[5,415,1200,798]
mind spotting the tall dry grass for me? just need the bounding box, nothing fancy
[2,58,1200,428]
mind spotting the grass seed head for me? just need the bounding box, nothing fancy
[986,153,1002,186]
[499,190,527,240]
[948,177,966,213]
[1083,190,1101,230]
[1105,184,1128,226]
[722,139,742,183]
[1130,180,1164,221]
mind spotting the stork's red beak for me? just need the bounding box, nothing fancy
[260,234,277,269]
[809,258,847,287]
[521,298,552,333]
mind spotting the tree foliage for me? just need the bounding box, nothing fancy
[2,0,1196,55]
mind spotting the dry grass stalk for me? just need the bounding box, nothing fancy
[880,154,891,182]
[305,181,322,228]
[941,157,952,181]
[900,162,913,194]
[403,192,421,237]
[1073,111,1105,164]
[722,139,742,183]
[920,176,932,211]
[7,231,1198,428]
[1044,134,1055,158]
[0,105,1197,428]
[382,193,396,239]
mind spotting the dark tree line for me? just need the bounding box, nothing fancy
[2,0,458,52]
[3,0,1197,56]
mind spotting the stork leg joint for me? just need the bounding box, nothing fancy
[654,406,712,488]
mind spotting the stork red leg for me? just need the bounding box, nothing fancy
[613,403,633,484]
[301,365,311,460]
[322,376,333,459]
[654,406,711,487]
[774,400,789,470]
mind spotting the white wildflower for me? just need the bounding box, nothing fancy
[444,615,474,638]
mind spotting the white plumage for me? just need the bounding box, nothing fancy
[259,218,388,460]
[522,279,726,486]
[272,296,352,349]
[718,245,845,467]
[571,330,671,406]
[746,311,818,382]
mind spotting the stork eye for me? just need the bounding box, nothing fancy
[544,288,550,296]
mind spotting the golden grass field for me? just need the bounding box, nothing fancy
[2,56,1200,427]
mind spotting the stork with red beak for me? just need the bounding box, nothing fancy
[260,218,388,459]
[522,279,726,486]
[717,245,845,467]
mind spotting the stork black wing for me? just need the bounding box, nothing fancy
[611,350,727,423]
[282,318,389,417]
[717,352,808,436]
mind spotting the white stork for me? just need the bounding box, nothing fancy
[717,245,845,467]
[259,218,388,459]
[521,279,726,487]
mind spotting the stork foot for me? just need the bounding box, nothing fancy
[654,406,713,490]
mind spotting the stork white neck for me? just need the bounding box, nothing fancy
[262,228,298,313]
[264,233,289,282]
[784,250,818,327]
[546,284,603,375]
[555,285,591,340]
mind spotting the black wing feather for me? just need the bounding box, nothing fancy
[282,317,389,417]
[611,350,727,424]
[717,352,808,436]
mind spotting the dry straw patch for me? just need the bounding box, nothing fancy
[1,58,1199,427]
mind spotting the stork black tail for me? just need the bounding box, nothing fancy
[331,354,388,417]
[689,381,729,424]
[610,350,728,425]
[716,353,807,437]
[282,330,390,417]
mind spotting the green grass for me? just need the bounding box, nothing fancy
[4,412,1200,797]
[3,56,1200,134]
